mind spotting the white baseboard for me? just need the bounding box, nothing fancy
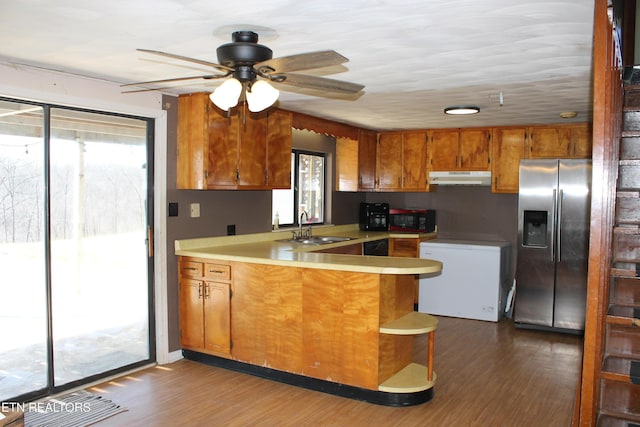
[162,350,183,364]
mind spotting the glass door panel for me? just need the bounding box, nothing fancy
[49,108,150,386]
[0,101,47,400]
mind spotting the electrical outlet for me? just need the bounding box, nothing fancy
[190,203,200,218]
[168,202,178,217]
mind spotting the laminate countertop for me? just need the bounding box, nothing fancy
[175,224,441,275]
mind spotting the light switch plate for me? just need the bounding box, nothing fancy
[190,203,200,218]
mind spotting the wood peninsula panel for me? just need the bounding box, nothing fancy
[301,269,380,389]
[231,262,303,373]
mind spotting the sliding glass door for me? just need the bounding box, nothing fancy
[0,99,154,401]
[0,103,48,399]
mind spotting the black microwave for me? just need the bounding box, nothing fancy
[389,208,436,233]
[359,202,389,231]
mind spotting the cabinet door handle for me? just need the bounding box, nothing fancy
[197,283,203,299]
[204,283,210,299]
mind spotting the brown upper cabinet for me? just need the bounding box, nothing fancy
[335,129,376,192]
[336,130,430,192]
[377,131,430,192]
[401,132,430,191]
[176,94,591,194]
[428,128,491,171]
[177,92,292,190]
[376,132,404,191]
[491,127,527,193]
[492,123,593,193]
[358,130,378,191]
[527,123,592,159]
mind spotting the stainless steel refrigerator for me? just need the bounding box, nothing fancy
[514,159,591,332]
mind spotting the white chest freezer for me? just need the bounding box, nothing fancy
[418,239,511,322]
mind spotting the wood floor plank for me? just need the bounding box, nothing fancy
[89,317,583,426]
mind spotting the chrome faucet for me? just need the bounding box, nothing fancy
[299,211,310,239]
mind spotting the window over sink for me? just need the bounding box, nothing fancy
[272,150,325,227]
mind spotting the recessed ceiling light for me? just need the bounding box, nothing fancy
[559,111,578,119]
[444,106,480,115]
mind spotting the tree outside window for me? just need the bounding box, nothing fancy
[272,150,324,227]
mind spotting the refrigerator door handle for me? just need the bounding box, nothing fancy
[557,189,563,262]
[551,189,557,262]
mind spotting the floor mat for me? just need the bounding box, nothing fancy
[24,390,126,427]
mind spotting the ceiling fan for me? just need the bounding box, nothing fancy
[122,30,365,112]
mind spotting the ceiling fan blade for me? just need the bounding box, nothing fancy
[121,74,229,88]
[256,50,348,74]
[274,73,364,94]
[137,48,234,72]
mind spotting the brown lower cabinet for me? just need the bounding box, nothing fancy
[177,256,437,399]
[178,258,231,355]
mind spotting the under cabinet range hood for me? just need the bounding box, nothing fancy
[429,171,492,186]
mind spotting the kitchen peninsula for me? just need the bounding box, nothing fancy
[175,225,442,406]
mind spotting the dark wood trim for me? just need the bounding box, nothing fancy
[289,110,361,139]
[575,0,623,424]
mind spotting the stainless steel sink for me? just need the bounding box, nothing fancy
[278,236,353,245]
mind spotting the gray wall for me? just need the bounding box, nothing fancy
[365,187,517,243]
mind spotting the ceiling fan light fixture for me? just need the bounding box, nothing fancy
[210,78,242,111]
[246,80,279,112]
[444,105,480,115]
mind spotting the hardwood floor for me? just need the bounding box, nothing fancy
[89,317,583,426]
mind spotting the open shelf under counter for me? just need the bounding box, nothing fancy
[378,363,437,393]
[379,311,438,335]
[379,311,438,393]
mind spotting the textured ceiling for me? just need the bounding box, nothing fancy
[0,0,595,130]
